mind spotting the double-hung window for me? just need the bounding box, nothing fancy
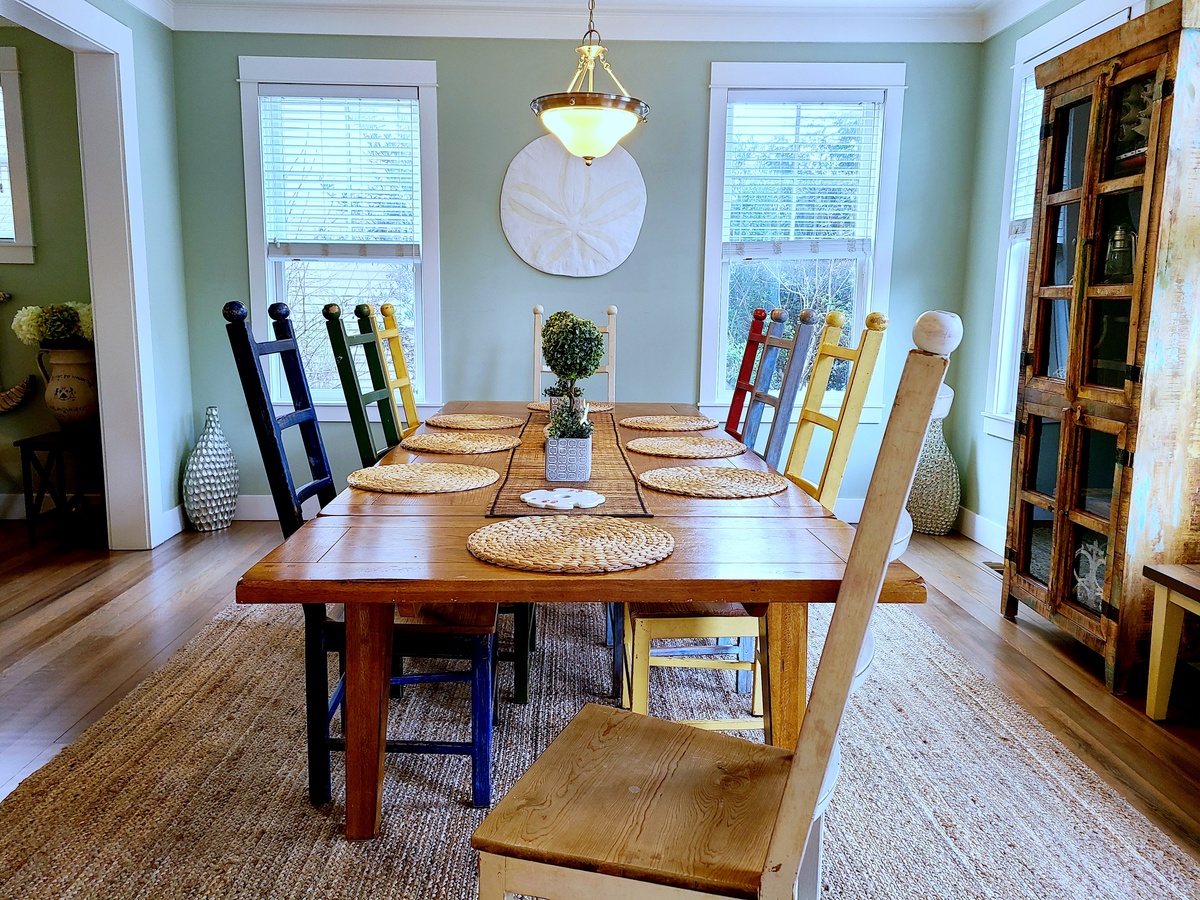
[700,63,904,416]
[239,57,442,408]
[0,47,33,264]
[984,0,1143,438]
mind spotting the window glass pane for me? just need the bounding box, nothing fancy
[0,86,14,242]
[1011,74,1043,221]
[1047,202,1080,286]
[723,100,883,242]
[1024,504,1055,586]
[723,257,856,392]
[1070,524,1108,615]
[281,258,420,397]
[1107,76,1153,179]
[1054,100,1091,193]
[259,95,421,244]
[1026,415,1061,498]
[1037,297,1071,380]
[1077,428,1118,520]
[1085,297,1131,389]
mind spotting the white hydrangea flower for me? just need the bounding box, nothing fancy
[10,306,43,347]
[73,302,94,341]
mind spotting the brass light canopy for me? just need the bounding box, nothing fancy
[531,0,649,165]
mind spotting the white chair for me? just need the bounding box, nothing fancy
[473,311,963,900]
[533,304,617,403]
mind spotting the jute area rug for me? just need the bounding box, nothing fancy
[1,602,1197,900]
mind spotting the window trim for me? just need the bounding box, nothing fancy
[0,48,34,264]
[238,56,443,409]
[983,0,1144,442]
[699,62,905,415]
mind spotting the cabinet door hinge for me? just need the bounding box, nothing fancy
[1126,363,1142,383]
[1020,351,1035,368]
[1117,448,1134,468]
[1040,120,1055,140]
[1005,546,1019,563]
[1156,78,1174,101]
[1015,420,1028,437]
[1102,601,1120,621]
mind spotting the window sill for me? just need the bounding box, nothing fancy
[982,411,1015,442]
[0,243,35,264]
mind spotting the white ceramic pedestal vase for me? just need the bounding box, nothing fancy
[906,384,960,536]
[546,436,592,482]
[182,406,240,531]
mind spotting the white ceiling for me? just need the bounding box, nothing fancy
[130,0,1057,43]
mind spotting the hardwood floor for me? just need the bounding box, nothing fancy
[0,521,1197,860]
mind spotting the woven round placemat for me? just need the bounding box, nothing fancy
[400,432,521,455]
[626,435,747,459]
[467,515,674,574]
[426,413,524,430]
[347,463,500,494]
[619,415,719,432]
[527,400,614,413]
[639,466,789,499]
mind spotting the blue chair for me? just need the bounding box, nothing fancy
[224,300,497,807]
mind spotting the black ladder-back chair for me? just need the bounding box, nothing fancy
[323,302,537,706]
[225,301,498,808]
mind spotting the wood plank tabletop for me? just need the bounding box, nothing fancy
[1143,563,1200,603]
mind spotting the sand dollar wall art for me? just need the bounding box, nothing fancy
[500,135,646,277]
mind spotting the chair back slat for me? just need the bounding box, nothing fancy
[533,305,617,403]
[324,303,405,468]
[223,301,337,538]
[782,312,887,512]
[374,303,421,439]
[759,311,961,897]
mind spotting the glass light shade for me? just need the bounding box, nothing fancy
[532,91,648,163]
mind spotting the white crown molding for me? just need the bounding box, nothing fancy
[122,0,176,29]
[976,0,1057,37]
[170,2,987,42]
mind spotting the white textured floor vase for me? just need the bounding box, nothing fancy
[0,603,1195,899]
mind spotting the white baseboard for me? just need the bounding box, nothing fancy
[150,504,186,546]
[956,506,1005,555]
[235,494,321,521]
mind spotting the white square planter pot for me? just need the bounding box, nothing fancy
[546,437,592,482]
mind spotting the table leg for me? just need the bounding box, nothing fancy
[759,604,808,750]
[1146,584,1185,721]
[344,602,394,839]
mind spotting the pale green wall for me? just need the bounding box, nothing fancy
[0,29,89,501]
[173,33,981,498]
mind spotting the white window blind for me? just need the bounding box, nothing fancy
[1010,74,1043,225]
[722,96,884,252]
[259,93,421,248]
[0,85,13,242]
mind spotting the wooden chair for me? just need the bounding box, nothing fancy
[783,311,888,512]
[324,301,536,707]
[224,300,499,808]
[724,307,820,469]
[619,311,890,726]
[472,310,961,900]
[533,304,617,403]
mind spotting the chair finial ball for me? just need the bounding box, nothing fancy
[322,303,341,320]
[222,301,247,323]
[533,304,545,314]
[865,312,888,332]
[267,302,291,322]
[606,305,618,315]
[752,308,767,321]
[798,309,817,324]
[825,310,846,328]
[380,303,394,317]
[912,311,963,356]
[355,303,373,319]
[770,308,788,323]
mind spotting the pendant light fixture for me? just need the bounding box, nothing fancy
[530,0,649,165]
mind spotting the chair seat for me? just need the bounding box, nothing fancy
[627,602,751,621]
[472,703,791,899]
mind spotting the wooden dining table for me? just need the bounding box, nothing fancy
[236,401,925,839]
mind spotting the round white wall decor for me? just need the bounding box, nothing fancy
[500,135,646,277]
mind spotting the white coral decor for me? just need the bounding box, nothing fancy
[10,306,41,346]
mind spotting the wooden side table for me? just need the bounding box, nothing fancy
[1142,563,1200,720]
[13,428,104,545]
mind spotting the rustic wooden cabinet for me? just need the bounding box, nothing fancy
[1003,0,1200,692]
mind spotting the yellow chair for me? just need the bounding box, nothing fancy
[472,311,959,900]
[621,311,889,729]
[375,302,421,439]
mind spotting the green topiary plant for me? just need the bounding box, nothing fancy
[546,404,595,439]
[540,311,604,415]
